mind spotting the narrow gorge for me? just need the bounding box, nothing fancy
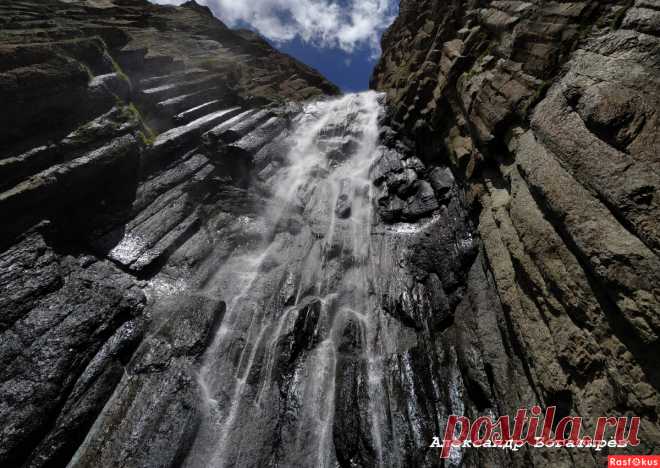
[0,1,659,467]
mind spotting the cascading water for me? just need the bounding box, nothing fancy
[182,91,469,468]
[182,91,385,467]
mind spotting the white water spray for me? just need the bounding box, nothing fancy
[185,91,392,468]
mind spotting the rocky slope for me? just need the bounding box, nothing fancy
[373,0,660,465]
[0,1,337,466]
[0,0,658,467]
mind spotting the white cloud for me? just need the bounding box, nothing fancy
[150,0,397,57]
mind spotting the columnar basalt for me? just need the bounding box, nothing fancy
[0,1,337,466]
[373,0,660,465]
[0,1,658,467]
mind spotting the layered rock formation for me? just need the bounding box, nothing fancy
[0,0,658,467]
[373,0,660,465]
[0,1,336,466]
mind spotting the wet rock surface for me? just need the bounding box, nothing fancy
[373,0,660,465]
[0,0,658,467]
[0,228,146,467]
[0,0,337,466]
[68,295,224,468]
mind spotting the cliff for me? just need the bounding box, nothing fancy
[0,0,658,467]
[373,0,660,465]
[0,1,338,466]
[0,0,337,153]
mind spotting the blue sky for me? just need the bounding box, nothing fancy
[149,0,398,92]
[278,36,380,92]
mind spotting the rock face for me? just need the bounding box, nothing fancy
[0,0,658,467]
[373,0,660,465]
[0,1,337,467]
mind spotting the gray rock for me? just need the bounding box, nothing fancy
[68,295,224,468]
[0,230,146,467]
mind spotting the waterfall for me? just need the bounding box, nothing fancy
[184,91,394,467]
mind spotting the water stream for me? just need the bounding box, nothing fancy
[183,91,431,467]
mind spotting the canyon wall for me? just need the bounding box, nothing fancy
[0,1,337,466]
[372,0,660,464]
[0,0,658,467]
